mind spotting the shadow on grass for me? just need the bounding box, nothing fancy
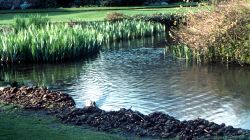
[0,104,134,140]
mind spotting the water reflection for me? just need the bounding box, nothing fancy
[0,35,250,129]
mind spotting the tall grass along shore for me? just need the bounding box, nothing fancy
[0,15,165,63]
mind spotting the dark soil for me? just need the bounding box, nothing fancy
[0,87,249,139]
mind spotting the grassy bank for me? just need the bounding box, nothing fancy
[170,0,250,65]
[0,104,132,140]
[0,4,209,25]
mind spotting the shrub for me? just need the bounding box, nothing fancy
[133,14,183,27]
[0,0,13,10]
[57,0,72,7]
[43,0,58,8]
[100,0,145,6]
[171,0,250,65]
[105,12,130,21]
[120,0,145,6]
[74,0,100,6]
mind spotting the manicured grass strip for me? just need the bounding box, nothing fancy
[0,104,129,140]
[0,4,210,25]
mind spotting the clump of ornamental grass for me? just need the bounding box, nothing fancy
[170,0,250,65]
[13,14,50,32]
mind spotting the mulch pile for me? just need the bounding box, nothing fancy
[0,86,249,139]
[0,87,75,109]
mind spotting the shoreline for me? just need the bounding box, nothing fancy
[0,86,249,139]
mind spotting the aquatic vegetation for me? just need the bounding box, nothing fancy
[77,20,165,43]
[13,15,50,32]
[0,16,165,63]
[0,24,102,63]
[167,44,194,61]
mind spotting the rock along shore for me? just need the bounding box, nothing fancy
[0,87,249,139]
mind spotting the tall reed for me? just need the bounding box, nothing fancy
[0,24,102,63]
[0,16,165,63]
[12,15,49,33]
[76,20,165,43]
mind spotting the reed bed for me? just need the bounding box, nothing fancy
[12,15,50,33]
[167,44,204,64]
[0,16,165,63]
[0,24,102,63]
[76,20,165,43]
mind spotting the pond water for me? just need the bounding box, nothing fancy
[1,34,250,129]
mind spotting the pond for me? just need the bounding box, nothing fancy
[1,34,250,129]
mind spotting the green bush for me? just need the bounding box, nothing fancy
[105,12,130,21]
[44,0,58,8]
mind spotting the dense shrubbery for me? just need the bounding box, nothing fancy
[101,0,145,6]
[133,14,183,27]
[105,12,183,25]
[105,12,130,21]
[43,0,58,8]
[170,0,250,65]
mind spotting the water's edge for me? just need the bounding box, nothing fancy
[1,35,250,129]
[0,87,249,139]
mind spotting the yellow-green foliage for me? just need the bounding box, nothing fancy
[172,0,250,65]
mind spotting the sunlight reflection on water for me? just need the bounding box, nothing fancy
[1,35,250,129]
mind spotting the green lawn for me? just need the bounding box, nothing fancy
[0,104,134,140]
[0,3,209,25]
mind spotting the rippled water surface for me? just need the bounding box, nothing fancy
[1,35,250,129]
